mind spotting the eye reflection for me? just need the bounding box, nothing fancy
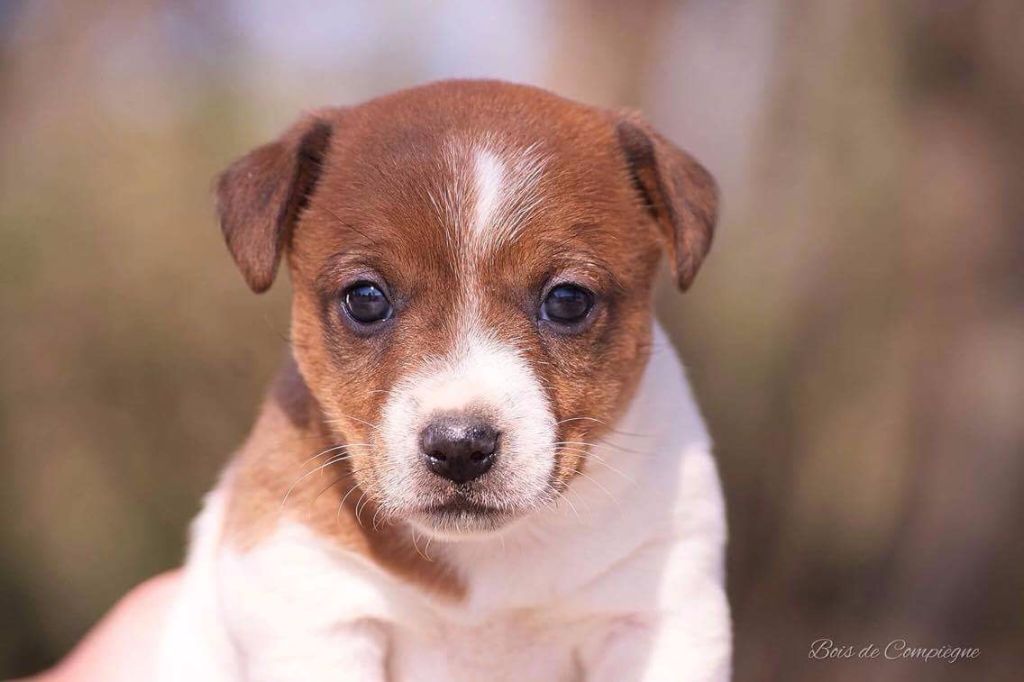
[541,284,594,326]
[342,282,392,324]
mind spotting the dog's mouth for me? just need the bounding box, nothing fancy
[425,498,500,516]
[409,493,520,537]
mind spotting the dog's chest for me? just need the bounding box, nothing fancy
[389,609,588,682]
[218,520,608,681]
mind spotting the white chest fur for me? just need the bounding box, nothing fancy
[159,324,731,681]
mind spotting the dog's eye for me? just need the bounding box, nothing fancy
[342,282,392,324]
[541,284,594,326]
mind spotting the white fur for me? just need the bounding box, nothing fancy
[471,149,504,242]
[472,142,547,254]
[432,139,548,261]
[159,323,731,681]
[377,325,556,535]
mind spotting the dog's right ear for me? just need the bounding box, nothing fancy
[615,112,718,292]
[216,113,334,293]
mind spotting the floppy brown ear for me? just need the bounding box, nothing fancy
[615,113,719,291]
[216,113,334,293]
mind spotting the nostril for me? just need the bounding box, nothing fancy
[419,427,449,462]
[467,428,499,461]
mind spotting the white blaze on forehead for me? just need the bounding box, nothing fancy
[472,149,505,243]
[479,142,547,254]
[432,140,547,259]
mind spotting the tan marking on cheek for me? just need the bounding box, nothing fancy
[222,362,465,601]
[526,301,656,492]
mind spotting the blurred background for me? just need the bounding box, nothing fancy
[1,1,1022,680]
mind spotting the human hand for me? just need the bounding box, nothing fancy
[20,571,181,682]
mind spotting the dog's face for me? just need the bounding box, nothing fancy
[217,81,717,539]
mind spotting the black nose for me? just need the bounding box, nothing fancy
[419,416,500,484]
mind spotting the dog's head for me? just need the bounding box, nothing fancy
[217,81,717,539]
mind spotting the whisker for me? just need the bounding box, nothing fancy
[324,413,382,433]
[297,443,372,469]
[554,416,652,438]
[280,452,362,510]
[561,492,582,520]
[337,482,363,523]
[311,476,347,506]
[580,453,637,485]
[571,470,621,508]
[554,440,646,455]
[354,491,369,530]
[555,447,637,485]
[411,528,433,562]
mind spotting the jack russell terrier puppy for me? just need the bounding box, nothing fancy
[159,80,729,681]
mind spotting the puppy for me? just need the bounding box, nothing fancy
[159,80,730,681]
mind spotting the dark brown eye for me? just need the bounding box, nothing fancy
[541,284,594,326]
[342,282,392,324]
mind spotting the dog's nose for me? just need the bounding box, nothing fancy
[419,416,499,484]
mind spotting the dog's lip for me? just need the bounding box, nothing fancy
[421,499,502,516]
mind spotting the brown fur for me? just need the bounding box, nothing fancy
[215,80,718,599]
[223,360,466,598]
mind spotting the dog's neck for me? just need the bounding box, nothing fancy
[221,321,708,603]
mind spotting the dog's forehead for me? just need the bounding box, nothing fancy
[301,82,641,276]
[333,84,622,214]
[341,80,618,158]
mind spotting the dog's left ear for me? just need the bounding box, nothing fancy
[216,112,335,293]
[615,113,719,291]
